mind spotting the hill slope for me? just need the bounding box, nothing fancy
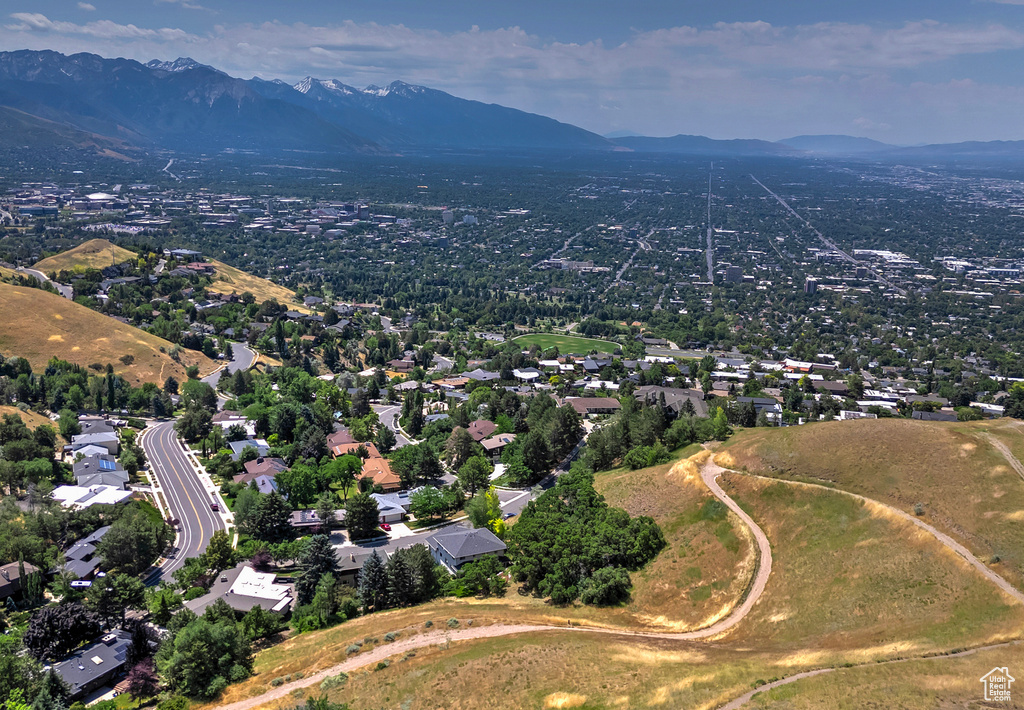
[205,259,302,307]
[33,238,137,274]
[0,282,215,385]
[717,418,1024,590]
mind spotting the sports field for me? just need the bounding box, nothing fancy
[511,332,619,354]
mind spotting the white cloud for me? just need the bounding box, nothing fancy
[2,14,1024,142]
[77,2,96,11]
[154,0,208,11]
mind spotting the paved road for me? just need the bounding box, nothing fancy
[141,420,225,583]
[18,267,73,299]
[371,404,413,449]
[201,342,257,389]
[706,163,715,283]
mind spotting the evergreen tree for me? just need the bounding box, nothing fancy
[295,535,338,606]
[358,551,387,612]
[385,552,415,608]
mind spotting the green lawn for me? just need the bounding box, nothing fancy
[511,332,619,354]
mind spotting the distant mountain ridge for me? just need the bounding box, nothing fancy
[0,50,1022,159]
[0,50,610,154]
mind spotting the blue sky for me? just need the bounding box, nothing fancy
[6,0,1024,143]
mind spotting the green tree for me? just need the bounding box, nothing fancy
[240,492,292,543]
[444,427,476,469]
[374,426,396,455]
[457,455,492,497]
[294,535,338,606]
[315,492,338,532]
[344,493,379,541]
[156,616,252,699]
[358,551,387,612]
[203,531,234,574]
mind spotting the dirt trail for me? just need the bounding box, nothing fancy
[718,639,1024,710]
[214,457,1024,710]
[984,432,1024,483]
[214,459,774,710]
[729,467,1024,606]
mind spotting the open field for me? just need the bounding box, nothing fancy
[511,332,619,354]
[33,238,136,274]
[206,259,303,307]
[0,264,18,280]
[0,282,216,385]
[718,418,1024,592]
[719,474,1024,659]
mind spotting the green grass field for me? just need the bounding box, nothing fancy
[511,333,619,354]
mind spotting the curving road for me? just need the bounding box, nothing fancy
[141,419,225,584]
[17,266,73,299]
[202,342,257,389]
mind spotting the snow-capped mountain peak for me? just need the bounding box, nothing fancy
[146,57,212,73]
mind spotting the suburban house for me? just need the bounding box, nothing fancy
[0,561,41,600]
[73,455,129,490]
[234,457,288,485]
[735,396,784,417]
[370,492,409,523]
[466,419,497,442]
[327,429,357,449]
[212,411,256,438]
[228,439,271,462]
[481,433,516,461]
[426,527,507,572]
[634,385,709,418]
[360,457,401,492]
[336,549,380,586]
[565,397,622,417]
[331,441,401,491]
[52,485,132,511]
[69,432,119,456]
[463,368,500,382]
[289,508,344,529]
[62,526,110,580]
[52,630,132,701]
[912,410,958,422]
[185,563,294,616]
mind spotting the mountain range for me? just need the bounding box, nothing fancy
[1,50,1023,159]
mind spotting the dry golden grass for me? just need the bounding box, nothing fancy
[747,641,1024,708]
[205,259,303,308]
[719,474,1024,661]
[718,418,1024,591]
[0,282,216,386]
[0,406,65,445]
[206,468,1024,710]
[0,265,18,280]
[33,238,136,275]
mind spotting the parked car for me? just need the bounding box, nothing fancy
[380,523,391,532]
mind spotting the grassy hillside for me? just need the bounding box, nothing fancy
[0,105,137,160]
[210,472,1024,709]
[717,418,1024,591]
[205,258,304,308]
[0,282,215,386]
[34,238,137,275]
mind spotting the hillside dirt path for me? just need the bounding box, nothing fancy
[717,639,1024,710]
[215,457,1024,710]
[984,432,1024,483]
[214,458,774,710]
[726,465,1024,606]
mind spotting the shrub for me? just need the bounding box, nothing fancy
[270,678,284,687]
[447,618,459,629]
[346,644,361,655]
[182,587,206,601]
[913,502,925,516]
[120,354,135,366]
[990,554,1002,564]
[320,672,348,691]
[374,660,391,671]
[283,674,292,682]
[384,631,398,642]
[293,672,303,680]
[424,620,433,628]
[579,567,632,606]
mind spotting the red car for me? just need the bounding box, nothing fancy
[380,523,391,532]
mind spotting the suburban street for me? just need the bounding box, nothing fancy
[371,403,413,449]
[202,342,257,388]
[141,419,226,584]
[17,266,74,299]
